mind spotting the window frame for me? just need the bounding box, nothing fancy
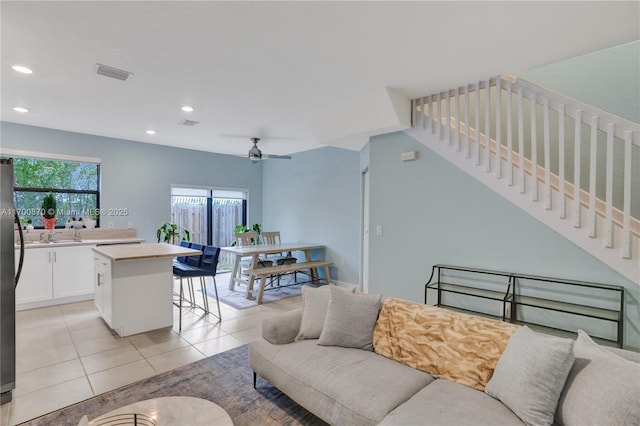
[5,149,102,229]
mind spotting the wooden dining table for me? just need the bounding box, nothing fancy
[220,242,327,294]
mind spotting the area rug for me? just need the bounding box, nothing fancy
[202,273,317,310]
[20,345,326,426]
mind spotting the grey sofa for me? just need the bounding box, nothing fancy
[249,302,640,426]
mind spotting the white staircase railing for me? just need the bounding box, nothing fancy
[406,76,639,284]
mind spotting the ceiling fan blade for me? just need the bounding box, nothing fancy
[261,154,292,160]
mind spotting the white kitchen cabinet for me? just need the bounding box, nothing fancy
[53,245,95,298]
[94,254,113,327]
[15,245,96,309]
[93,251,174,337]
[15,248,52,304]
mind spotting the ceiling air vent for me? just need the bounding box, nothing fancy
[95,63,133,81]
[180,120,200,126]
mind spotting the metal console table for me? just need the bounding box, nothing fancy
[425,264,625,348]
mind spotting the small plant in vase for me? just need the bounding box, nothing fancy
[21,218,34,231]
[41,193,57,230]
[156,223,191,245]
[84,213,97,229]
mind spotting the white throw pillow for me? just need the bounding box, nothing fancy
[555,330,640,426]
[485,326,575,426]
[295,284,355,341]
[317,285,382,351]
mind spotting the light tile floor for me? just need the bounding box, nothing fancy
[1,273,302,426]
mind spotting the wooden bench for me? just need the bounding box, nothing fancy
[245,260,332,304]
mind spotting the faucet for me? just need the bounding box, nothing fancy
[48,231,63,242]
[74,229,81,241]
[39,232,47,242]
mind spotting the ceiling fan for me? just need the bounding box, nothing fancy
[247,137,291,161]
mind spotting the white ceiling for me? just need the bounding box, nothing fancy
[2,1,638,157]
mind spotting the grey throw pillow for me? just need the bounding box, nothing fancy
[295,284,355,341]
[485,326,575,426]
[317,285,382,351]
[555,330,640,426]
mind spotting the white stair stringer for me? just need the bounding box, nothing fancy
[405,125,639,285]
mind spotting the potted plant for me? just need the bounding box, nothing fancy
[156,222,191,245]
[84,212,97,229]
[21,218,34,231]
[41,193,57,229]
[231,223,261,245]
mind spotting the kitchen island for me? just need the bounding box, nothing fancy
[92,243,200,337]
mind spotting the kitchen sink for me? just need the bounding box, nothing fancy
[21,239,83,245]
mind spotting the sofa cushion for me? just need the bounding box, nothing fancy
[318,285,382,351]
[379,379,524,426]
[555,330,640,426]
[249,338,434,426]
[485,326,575,426]
[295,284,356,341]
[262,308,302,345]
[373,298,518,390]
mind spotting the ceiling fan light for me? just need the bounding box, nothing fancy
[248,145,262,160]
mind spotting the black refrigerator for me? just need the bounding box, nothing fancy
[1,157,25,404]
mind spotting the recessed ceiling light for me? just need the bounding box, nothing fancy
[13,107,29,113]
[146,130,156,135]
[12,65,33,74]
[181,106,194,112]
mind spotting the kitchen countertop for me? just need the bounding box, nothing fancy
[18,238,145,249]
[92,243,200,262]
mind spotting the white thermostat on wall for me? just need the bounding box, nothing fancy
[401,150,418,162]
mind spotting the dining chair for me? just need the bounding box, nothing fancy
[261,231,298,285]
[235,231,258,247]
[234,232,273,290]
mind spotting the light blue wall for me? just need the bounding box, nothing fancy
[520,40,640,124]
[261,146,361,284]
[1,122,263,242]
[366,131,639,350]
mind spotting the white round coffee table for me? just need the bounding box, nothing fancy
[86,396,233,426]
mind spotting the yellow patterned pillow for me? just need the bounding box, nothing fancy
[373,298,519,391]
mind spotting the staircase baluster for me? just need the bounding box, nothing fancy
[495,78,502,179]
[543,98,552,210]
[531,92,538,201]
[428,95,434,133]
[465,85,471,159]
[506,81,513,186]
[455,88,461,152]
[475,81,481,165]
[605,123,615,248]
[518,87,525,194]
[437,92,442,140]
[622,130,632,258]
[559,104,566,219]
[588,115,598,238]
[446,91,452,145]
[485,79,491,172]
[573,110,583,228]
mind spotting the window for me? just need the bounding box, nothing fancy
[171,186,247,270]
[13,155,100,228]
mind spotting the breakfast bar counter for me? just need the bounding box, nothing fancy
[92,242,196,261]
[92,243,200,336]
